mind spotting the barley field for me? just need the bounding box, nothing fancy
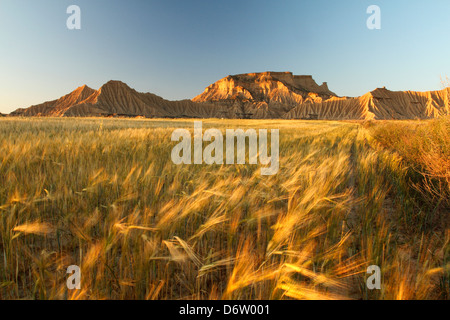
[0,117,448,300]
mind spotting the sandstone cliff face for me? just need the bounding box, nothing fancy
[9,72,450,120]
[193,72,337,118]
[194,72,449,120]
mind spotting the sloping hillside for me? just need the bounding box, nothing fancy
[9,73,450,119]
[283,87,450,120]
[193,72,337,118]
[10,81,221,118]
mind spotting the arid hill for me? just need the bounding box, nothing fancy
[193,72,449,120]
[283,87,450,120]
[193,72,337,118]
[10,81,221,118]
[9,72,450,119]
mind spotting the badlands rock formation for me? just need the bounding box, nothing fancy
[10,81,221,118]
[9,72,450,119]
[193,72,449,120]
[283,87,450,120]
[193,72,337,118]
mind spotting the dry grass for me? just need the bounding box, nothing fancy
[365,117,449,207]
[0,117,447,300]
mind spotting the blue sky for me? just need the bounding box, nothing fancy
[1,0,449,113]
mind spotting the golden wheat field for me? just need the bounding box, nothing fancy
[0,117,448,300]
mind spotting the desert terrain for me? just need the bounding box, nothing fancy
[8,72,450,120]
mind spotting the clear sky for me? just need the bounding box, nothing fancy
[1,0,450,114]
